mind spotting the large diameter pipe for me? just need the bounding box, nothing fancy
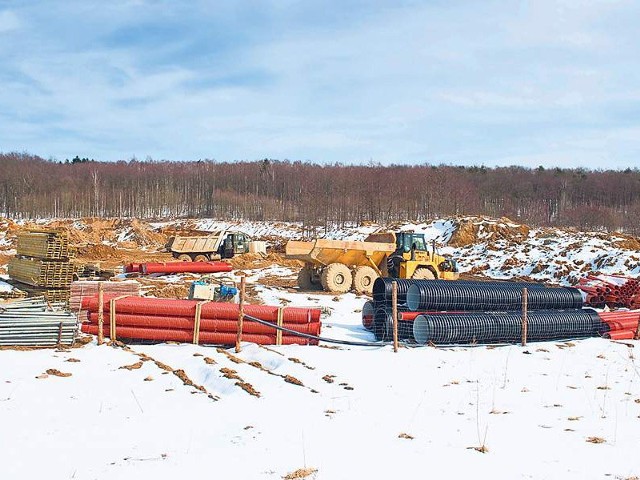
[412,309,602,345]
[361,301,375,331]
[406,283,583,312]
[81,324,317,345]
[86,312,321,335]
[141,262,233,274]
[372,278,546,306]
[82,296,321,323]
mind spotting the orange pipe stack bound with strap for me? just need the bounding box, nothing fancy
[80,295,322,346]
[598,310,640,340]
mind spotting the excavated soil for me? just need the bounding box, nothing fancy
[449,217,530,247]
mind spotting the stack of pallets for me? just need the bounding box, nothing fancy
[8,229,74,304]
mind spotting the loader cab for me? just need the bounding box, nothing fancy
[395,232,428,257]
[220,232,250,258]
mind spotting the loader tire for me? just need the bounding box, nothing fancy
[412,267,436,280]
[297,266,318,291]
[193,254,208,262]
[177,254,192,262]
[321,263,352,294]
[352,266,378,295]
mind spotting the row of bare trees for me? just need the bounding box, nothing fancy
[1,153,639,234]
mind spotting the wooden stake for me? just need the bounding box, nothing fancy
[108,295,130,343]
[109,299,117,342]
[235,275,246,353]
[276,307,284,346]
[97,282,104,345]
[392,280,398,353]
[192,301,206,345]
[521,287,528,347]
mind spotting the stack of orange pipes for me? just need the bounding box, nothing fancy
[80,295,321,345]
[578,274,640,309]
[598,310,640,340]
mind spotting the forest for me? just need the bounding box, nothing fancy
[1,152,639,234]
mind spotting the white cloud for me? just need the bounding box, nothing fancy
[0,1,639,168]
[0,10,20,33]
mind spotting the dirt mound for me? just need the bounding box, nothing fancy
[449,217,530,247]
[229,252,302,270]
[613,236,640,250]
[127,219,167,246]
[75,244,122,260]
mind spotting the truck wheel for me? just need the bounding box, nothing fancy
[412,267,436,280]
[352,266,378,295]
[177,254,192,262]
[193,254,208,262]
[297,267,316,291]
[321,263,352,294]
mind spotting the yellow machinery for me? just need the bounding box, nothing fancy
[285,231,459,294]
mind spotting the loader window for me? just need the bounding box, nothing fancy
[409,235,426,252]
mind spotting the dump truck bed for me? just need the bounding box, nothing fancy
[285,239,395,270]
[167,231,226,254]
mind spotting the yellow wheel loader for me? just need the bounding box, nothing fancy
[285,231,459,294]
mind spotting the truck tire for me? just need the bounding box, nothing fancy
[193,254,208,262]
[321,263,352,294]
[352,266,378,295]
[412,267,436,280]
[177,254,192,262]
[297,266,317,291]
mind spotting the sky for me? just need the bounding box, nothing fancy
[0,0,639,168]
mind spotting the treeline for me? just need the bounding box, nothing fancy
[1,152,640,234]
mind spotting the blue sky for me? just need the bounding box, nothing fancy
[1,0,639,168]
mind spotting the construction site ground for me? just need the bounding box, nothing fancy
[1,216,639,479]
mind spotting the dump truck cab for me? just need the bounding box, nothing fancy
[221,232,249,258]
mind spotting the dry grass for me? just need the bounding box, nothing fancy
[586,436,606,444]
[119,361,143,370]
[284,375,304,387]
[398,433,414,440]
[283,467,318,479]
[45,368,72,377]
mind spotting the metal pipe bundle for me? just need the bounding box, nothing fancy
[406,281,583,312]
[412,309,603,345]
[0,297,78,346]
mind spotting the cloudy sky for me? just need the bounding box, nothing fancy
[0,0,639,168]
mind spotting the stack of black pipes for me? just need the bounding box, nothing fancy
[366,278,605,345]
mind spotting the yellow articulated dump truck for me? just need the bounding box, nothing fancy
[285,231,459,294]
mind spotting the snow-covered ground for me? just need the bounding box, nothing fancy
[1,302,639,479]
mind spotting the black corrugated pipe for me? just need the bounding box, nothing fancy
[406,282,582,312]
[412,309,603,345]
[373,278,546,307]
[373,307,415,341]
[361,300,375,331]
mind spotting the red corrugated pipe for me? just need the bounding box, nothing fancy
[81,324,317,345]
[140,262,233,274]
[85,312,321,335]
[82,295,321,323]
